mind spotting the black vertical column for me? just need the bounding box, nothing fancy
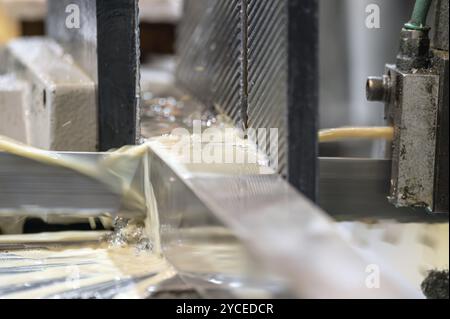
[287,0,319,202]
[48,0,140,151]
[97,0,140,150]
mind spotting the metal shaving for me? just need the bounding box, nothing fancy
[103,217,153,254]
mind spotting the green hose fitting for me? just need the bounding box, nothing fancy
[404,0,433,31]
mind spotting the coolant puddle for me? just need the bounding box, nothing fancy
[0,226,176,299]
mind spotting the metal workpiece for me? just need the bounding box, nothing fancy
[0,147,432,297]
[47,0,141,151]
[0,151,440,223]
[385,65,440,210]
[145,144,420,298]
[144,145,278,298]
[0,153,120,217]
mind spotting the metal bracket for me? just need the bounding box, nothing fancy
[386,65,440,210]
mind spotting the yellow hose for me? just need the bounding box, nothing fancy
[319,127,394,143]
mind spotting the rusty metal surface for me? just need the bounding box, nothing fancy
[386,65,440,210]
[365,2,448,214]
